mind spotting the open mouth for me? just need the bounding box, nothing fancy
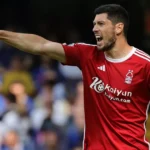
[96,36,103,42]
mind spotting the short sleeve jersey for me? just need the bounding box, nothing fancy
[62,43,150,150]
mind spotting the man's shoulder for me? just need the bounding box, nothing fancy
[69,42,97,49]
[76,42,96,46]
[133,48,150,64]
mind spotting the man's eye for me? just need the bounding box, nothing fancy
[98,22,104,26]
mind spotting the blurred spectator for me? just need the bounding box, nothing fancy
[0,122,10,146]
[52,98,71,127]
[2,110,20,133]
[52,82,66,101]
[58,63,82,98]
[2,130,35,150]
[59,63,82,80]
[37,127,60,150]
[2,93,33,143]
[62,81,84,150]
[31,80,55,135]
[32,55,57,91]
[8,80,34,114]
[2,55,35,95]
[34,80,54,108]
[31,82,53,132]
[36,101,61,150]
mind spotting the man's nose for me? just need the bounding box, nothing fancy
[93,25,99,33]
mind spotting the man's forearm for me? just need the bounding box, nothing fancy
[0,30,49,54]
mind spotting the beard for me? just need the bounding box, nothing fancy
[97,34,116,51]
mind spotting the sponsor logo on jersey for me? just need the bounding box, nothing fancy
[90,77,132,103]
[90,77,105,93]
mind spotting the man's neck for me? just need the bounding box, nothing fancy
[104,37,133,59]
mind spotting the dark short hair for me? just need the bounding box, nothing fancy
[94,4,129,37]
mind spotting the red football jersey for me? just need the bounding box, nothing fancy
[62,43,150,150]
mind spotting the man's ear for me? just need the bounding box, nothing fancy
[115,23,124,35]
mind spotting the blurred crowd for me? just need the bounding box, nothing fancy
[0,25,85,150]
[0,23,149,150]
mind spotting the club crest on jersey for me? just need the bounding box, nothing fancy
[125,70,133,84]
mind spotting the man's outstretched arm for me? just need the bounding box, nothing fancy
[0,30,66,63]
